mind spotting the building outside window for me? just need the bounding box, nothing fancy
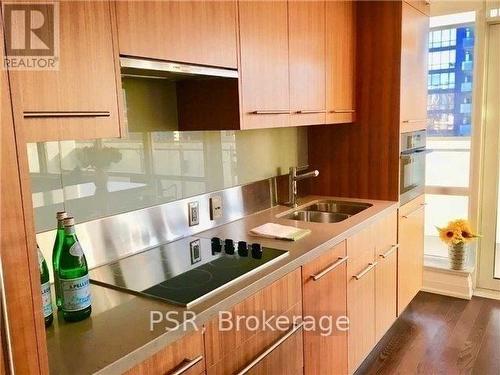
[424,13,475,260]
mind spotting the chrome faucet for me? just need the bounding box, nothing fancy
[288,166,319,208]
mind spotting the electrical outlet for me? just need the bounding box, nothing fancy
[189,239,201,264]
[209,195,223,220]
[188,201,199,226]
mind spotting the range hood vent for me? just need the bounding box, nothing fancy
[120,56,239,81]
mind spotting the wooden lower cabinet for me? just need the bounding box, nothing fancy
[346,225,376,374]
[205,269,303,375]
[398,195,425,315]
[302,242,348,375]
[375,211,398,341]
[124,331,205,375]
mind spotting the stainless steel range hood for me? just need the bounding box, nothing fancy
[120,56,239,80]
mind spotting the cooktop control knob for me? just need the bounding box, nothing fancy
[238,241,248,257]
[224,239,235,255]
[211,237,222,253]
[251,243,263,259]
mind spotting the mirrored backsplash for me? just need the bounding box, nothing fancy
[28,127,307,232]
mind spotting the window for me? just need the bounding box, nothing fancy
[425,13,476,259]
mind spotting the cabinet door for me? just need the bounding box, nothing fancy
[124,331,204,375]
[289,0,326,126]
[398,195,425,314]
[375,211,398,341]
[400,1,429,133]
[405,0,431,16]
[1,13,48,374]
[7,1,122,142]
[238,0,290,129]
[326,0,357,124]
[115,1,237,69]
[347,225,376,374]
[303,242,348,375]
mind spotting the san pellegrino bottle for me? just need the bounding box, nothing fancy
[37,244,53,328]
[59,217,92,322]
[52,211,68,309]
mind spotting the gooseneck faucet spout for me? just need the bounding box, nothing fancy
[288,166,319,208]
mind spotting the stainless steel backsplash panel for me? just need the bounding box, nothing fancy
[36,177,278,278]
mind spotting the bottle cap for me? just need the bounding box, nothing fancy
[56,211,68,220]
[63,217,75,227]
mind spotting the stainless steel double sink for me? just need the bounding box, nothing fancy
[283,200,372,223]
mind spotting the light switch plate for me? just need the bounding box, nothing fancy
[209,195,223,220]
[188,201,199,226]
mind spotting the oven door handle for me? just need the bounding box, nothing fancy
[401,149,432,159]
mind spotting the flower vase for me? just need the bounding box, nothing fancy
[448,242,467,270]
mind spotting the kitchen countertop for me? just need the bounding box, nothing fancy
[46,195,397,375]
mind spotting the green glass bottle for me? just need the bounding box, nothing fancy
[37,244,53,328]
[52,211,68,310]
[58,217,92,322]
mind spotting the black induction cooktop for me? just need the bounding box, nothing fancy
[89,236,288,307]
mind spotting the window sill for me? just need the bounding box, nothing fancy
[424,254,475,275]
[422,255,474,299]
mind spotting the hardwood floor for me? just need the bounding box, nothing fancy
[356,292,500,375]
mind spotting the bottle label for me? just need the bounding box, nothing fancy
[61,275,91,312]
[41,281,53,318]
[69,242,83,257]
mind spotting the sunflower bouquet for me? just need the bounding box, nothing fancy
[437,219,479,270]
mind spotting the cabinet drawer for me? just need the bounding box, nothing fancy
[125,331,204,375]
[303,241,348,375]
[206,303,303,375]
[204,269,302,367]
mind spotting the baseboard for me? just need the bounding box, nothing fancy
[422,259,473,300]
[473,287,500,300]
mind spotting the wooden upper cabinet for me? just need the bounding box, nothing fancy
[115,1,238,69]
[7,1,122,142]
[288,1,326,126]
[303,242,348,375]
[398,195,425,315]
[326,0,357,124]
[238,0,290,129]
[400,1,429,133]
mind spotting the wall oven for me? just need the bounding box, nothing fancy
[400,130,429,205]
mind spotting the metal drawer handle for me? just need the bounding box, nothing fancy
[251,110,291,115]
[401,203,427,219]
[311,256,349,281]
[170,355,203,375]
[236,321,304,375]
[296,110,327,114]
[330,109,355,113]
[402,119,427,123]
[379,244,399,258]
[24,111,111,118]
[353,262,377,280]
